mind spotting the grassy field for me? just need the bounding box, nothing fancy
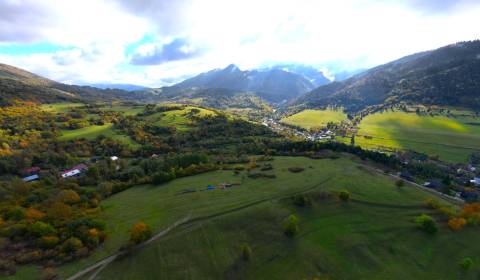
[40,102,84,113]
[281,109,347,130]
[59,123,137,147]
[355,111,480,162]
[43,156,480,280]
[146,105,217,131]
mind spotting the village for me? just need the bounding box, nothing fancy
[21,156,120,183]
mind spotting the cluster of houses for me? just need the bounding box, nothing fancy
[262,118,336,142]
[21,156,119,182]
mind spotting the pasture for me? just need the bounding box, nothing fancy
[355,111,480,162]
[52,156,480,280]
[281,109,347,130]
[146,105,217,131]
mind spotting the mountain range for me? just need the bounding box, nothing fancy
[294,40,480,112]
[169,64,323,103]
[2,41,480,113]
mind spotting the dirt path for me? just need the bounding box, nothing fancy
[67,214,191,280]
[364,165,464,206]
[67,178,334,280]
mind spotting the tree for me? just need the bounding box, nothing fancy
[57,189,81,204]
[61,237,83,253]
[152,171,175,185]
[283,215,299,238]
[130,222,152,244]
[30,221,56,237]
[339,190,350,202]
[395,180,404,188]
[459,257,473,271]
[47,202,73,220]
[415,214,438,234]
[448,217,467,231]
[241,243,252,261]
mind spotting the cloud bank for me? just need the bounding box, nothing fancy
[0,0,479,87]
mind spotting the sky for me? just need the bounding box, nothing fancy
[0,0,479,87]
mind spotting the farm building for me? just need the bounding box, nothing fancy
[61,169,81,178]
[471,177,480,187]
[22,174,39,182]
[423,180,444,190]
[61,163,88,178]
[22,167,40,176]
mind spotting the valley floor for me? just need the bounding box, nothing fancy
[10,156,475,280]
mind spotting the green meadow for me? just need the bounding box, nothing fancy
[355,111,480,162]
[146,105,217,131]
[58,123,137,147]
[42,156,480,280]
[281,109,347,130]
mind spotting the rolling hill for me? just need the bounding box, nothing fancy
[294,40,480,112]
[0,63,149,104]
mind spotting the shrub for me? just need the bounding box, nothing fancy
[25,208,45,220]
[62,237,83,253]
[57,190,81,204]
[241,244,252,261]
[459,257,473,271]
[395,180,404,188]
[283,215,299,238]
[293,194,311,207]
[31,221,56,237]
[288,167,305,173]
[152,171,176,185]
[42,267,58,280]
[130,222,152,244]
[415,214,438,234]
[38,235,60,249]
[5,206,25,221]
[339,190,350,202]
[448,217,467,231]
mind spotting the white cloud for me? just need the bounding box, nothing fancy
[1,0,479,86]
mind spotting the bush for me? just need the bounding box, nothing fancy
[415,214,438,234]
[293,194,311,207]
[152,171,176,185]
[62,237,83,253]
[283,215,299,238]
[288,167,305,173]
[241,243,252,261]
[130,222,152,244]
[459,257,473,271]
[448,217,467,231]
[38,235,60,249]
[395,180,404,188]
[42,267,58,280]
[339,190,350,202]
[31,221,56,237]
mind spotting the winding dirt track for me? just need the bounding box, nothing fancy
[67,215,191,280]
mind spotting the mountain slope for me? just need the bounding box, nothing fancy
[295,40,480,112]
[174,64,316,103]
[0,63,147,104]
[267,64,331,87]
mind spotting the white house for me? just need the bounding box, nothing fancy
[471,177,480,187]
[61,169,81,178]
[110,156,119,161]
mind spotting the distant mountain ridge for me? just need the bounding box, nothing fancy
[265,64,331,87]
[172,64,317,103]
[294,40,480,112]
[0,63,148,105]
[84,83,149,91]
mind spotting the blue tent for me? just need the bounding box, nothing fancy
[207,185,216,190]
